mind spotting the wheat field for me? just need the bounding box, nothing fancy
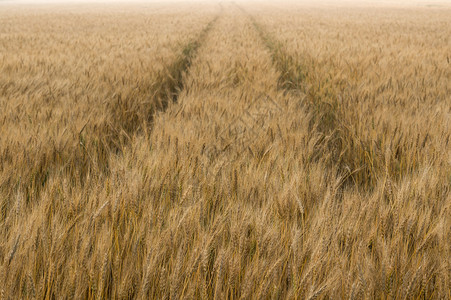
[0,0,450,299]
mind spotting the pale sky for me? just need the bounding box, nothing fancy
[1,0,451,6]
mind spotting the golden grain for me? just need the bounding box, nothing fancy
[0,0,450,298]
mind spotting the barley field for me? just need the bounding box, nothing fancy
[0,0,450,298]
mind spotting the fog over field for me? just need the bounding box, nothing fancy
[2,0,451,10]
[1,0,451,4]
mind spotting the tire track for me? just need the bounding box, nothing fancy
[0,13,220,211]
[244,7,384,189]
[136,5,311,298]
[107,14,220,137]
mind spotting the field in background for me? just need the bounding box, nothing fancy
[0,1,450,298]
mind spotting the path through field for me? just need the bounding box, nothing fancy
[136,5,312,297]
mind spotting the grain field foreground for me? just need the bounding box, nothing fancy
[0,1,450,299]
